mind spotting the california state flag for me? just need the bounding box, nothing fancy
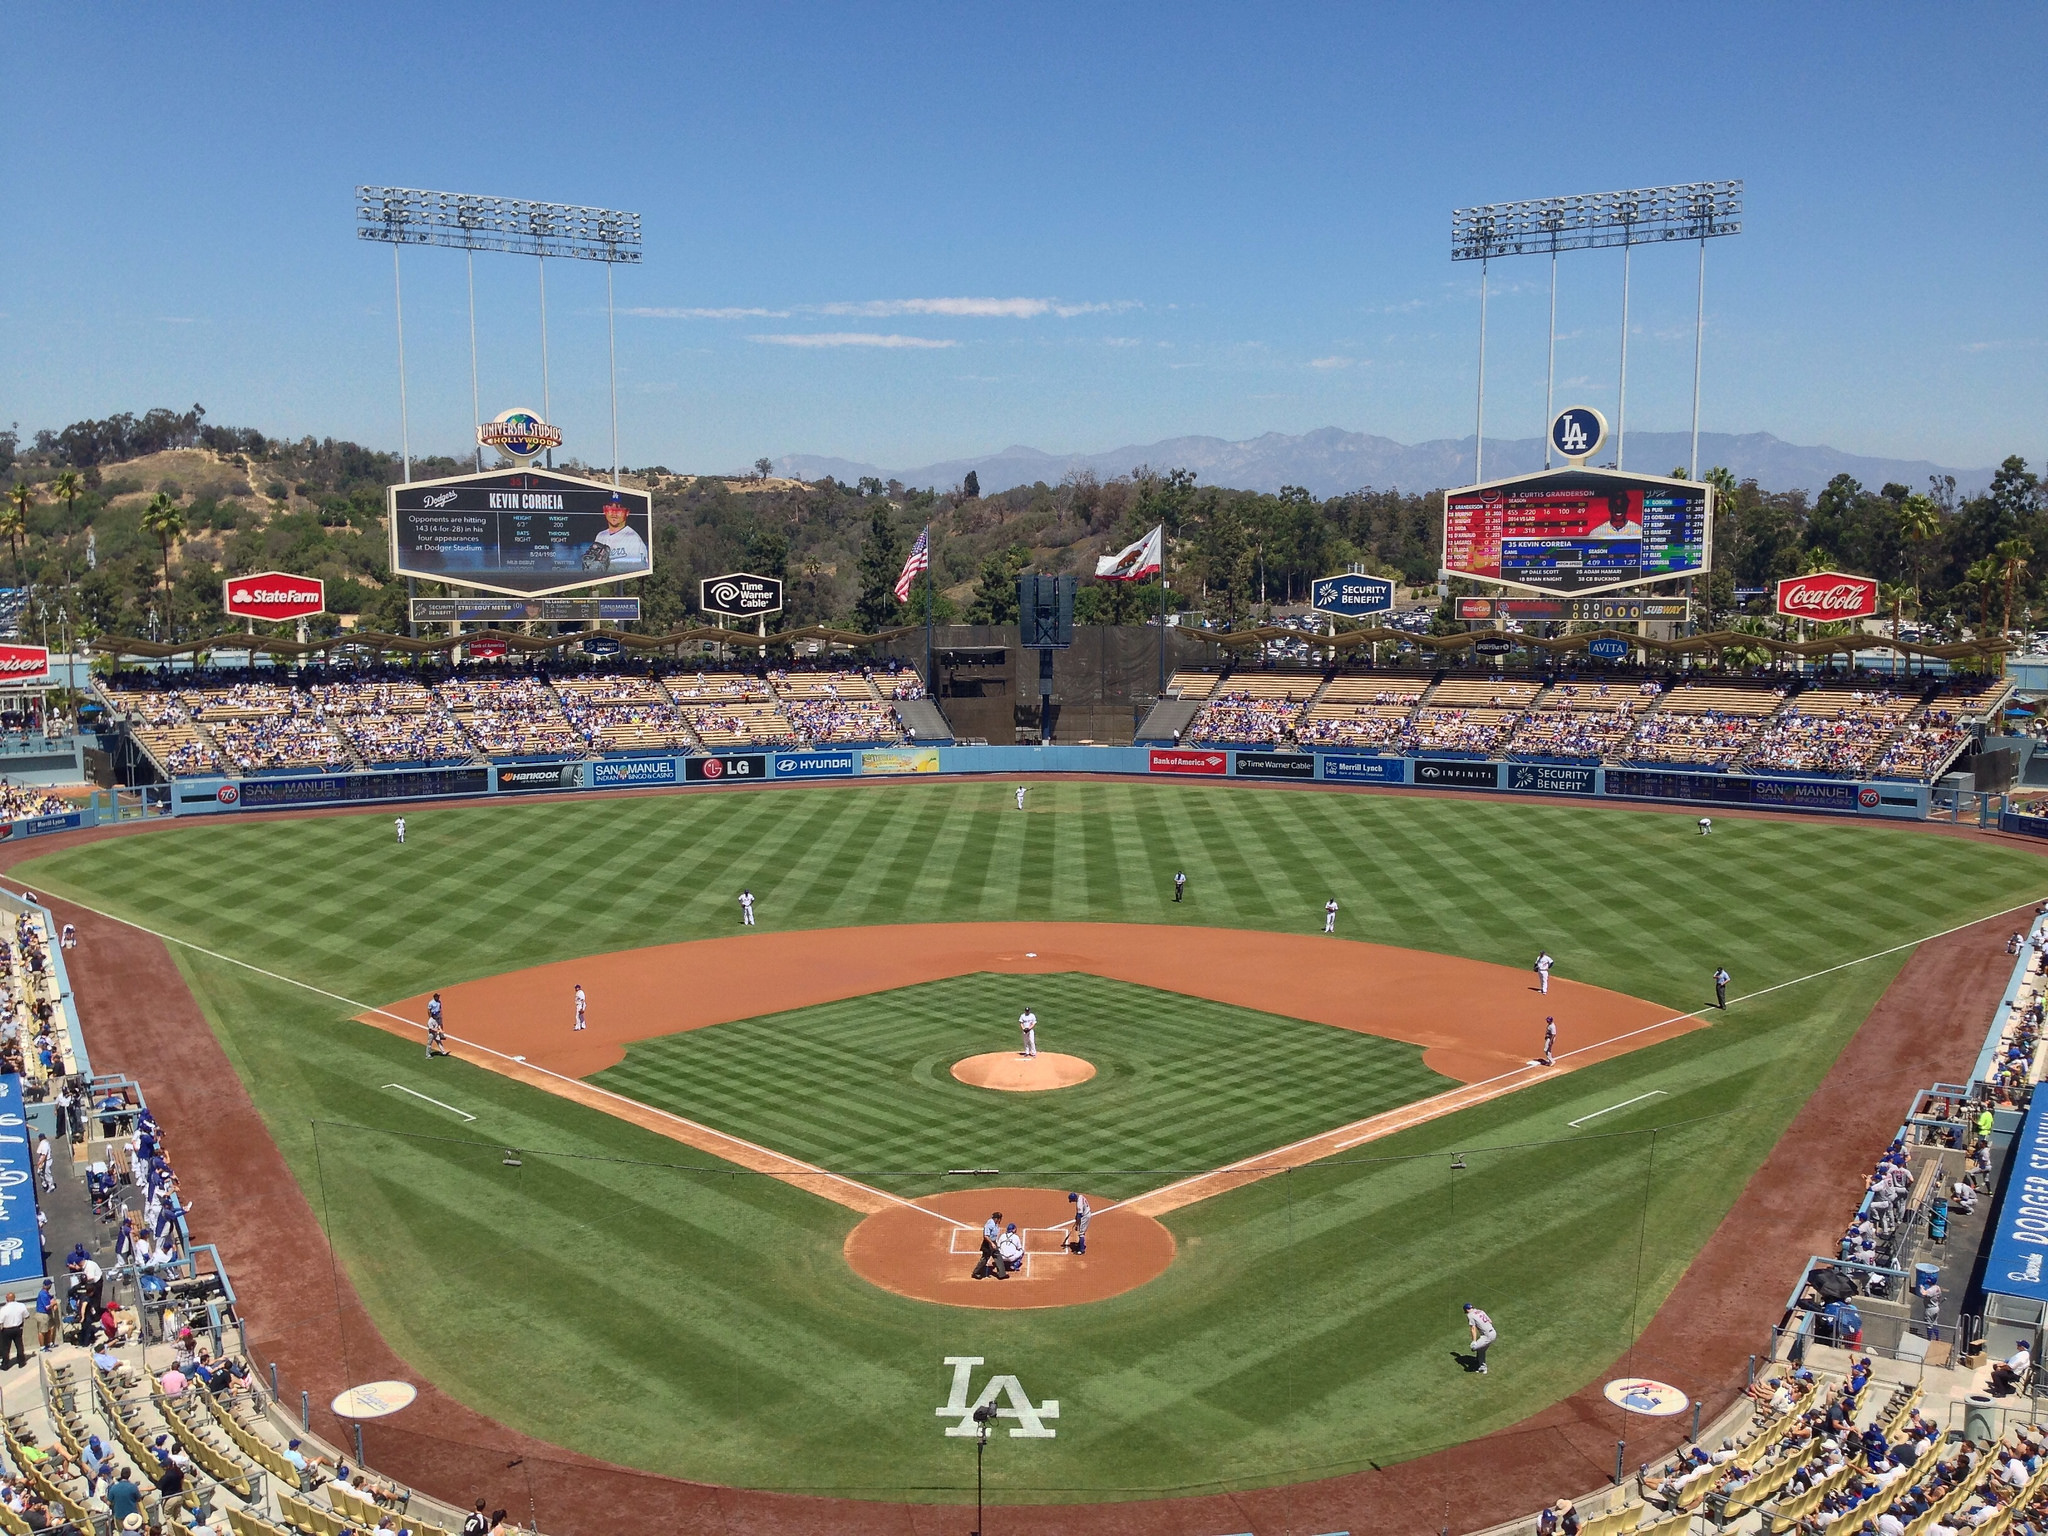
[1095,524,1164,581]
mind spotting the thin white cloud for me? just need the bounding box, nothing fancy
[1962,338,2045,353]
[1309,355,1355,369]
[628,306,791,319]
[1103,336,1143,348]
[808,297,1134,319]
[749,332,958,349]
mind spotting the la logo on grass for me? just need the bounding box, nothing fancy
[938,1356,1059,1438]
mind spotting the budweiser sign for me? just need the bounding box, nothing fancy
[0,645,50,684]
[223,572,325,622]
[1776,572,1878,620]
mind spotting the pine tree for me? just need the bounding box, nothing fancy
[853,505,904,631]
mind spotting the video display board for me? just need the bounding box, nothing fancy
[1443,469,1710,596]
[389,469,653,598]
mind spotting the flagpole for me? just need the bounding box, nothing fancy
[923,523,936,702]
[1157,556,1167,702]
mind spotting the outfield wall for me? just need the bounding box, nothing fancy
[155,744,1933,821]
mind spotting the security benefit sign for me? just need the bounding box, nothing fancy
[0,1076,42,1286]
[1310,573,1395,618]
[1443,468,1711,597]
[389,469,654,598]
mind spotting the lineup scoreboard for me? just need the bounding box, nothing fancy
[389,468,654,598]
[1443,468,1710,597]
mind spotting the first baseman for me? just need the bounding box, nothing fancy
[1541,1015,1557,1066]
[573,983,587,1032]
[427,992,449,1058]
[1464,1302,1496,1374]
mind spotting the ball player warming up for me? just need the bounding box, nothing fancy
[1541,1015,1557,1067]
[1699,816,1713,835]
[1324,898,1339,934]
[394,816,405,845]
[573,983,587,1032]
[1064,1191,1092,1254]
[1016,785,1027,811]
[1018,1008,1038,1058]
[739,889,756,926]
[1464,1302,1496,1374]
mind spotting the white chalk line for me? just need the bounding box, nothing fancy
[44,889,2046,1228]
[381,1084,477,1123]
[1567,1090,1667,1129]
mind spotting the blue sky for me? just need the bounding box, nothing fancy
[6,4,2044,476]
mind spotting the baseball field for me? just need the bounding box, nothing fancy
[19,779,2047,1503]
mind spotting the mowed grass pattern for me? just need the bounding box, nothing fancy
[19,782,2048,1498]
[593,972,1452,1198]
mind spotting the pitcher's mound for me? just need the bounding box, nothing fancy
[951,1052,1096,1091]
[844,1186,1174,1309]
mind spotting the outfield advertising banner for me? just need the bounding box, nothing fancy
[774,751,860,778]
[0,812,84,840]
[237,768,490,808]
[0,1076,39,1287]
[1603,770,1753,805]
[863,747,940,776]
[591,758,676,789]
[1414,760,1503,789]
[1149,748,1229,775]
[1320,755,1407,783]
[1505,764,1598,795]
[496,763,584,793]
[1751,778,1861,812]
[685,754,767,783]
[1233,752,1315,780]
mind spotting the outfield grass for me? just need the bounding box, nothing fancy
[21,781,2048,1500]
[592,971,1453,1199]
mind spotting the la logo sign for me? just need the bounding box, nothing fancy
[0,646,50,686]
[1775,571,1878,621]
[224,572,325,623]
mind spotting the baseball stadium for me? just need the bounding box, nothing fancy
[12,10,2048,1536]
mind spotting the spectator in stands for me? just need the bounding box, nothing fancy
[1992,1340,2032,1395]
[101,1470,141,1529]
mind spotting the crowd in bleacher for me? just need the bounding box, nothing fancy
[783,699,906,745]
[0,787,70,820]
[1185,692,1301,744]
[1504,706,1642,762]
[1622,710,1766,768]
[1877,711,1972,780]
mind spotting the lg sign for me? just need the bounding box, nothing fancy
[1775,572,1878,621]
[223,572,325,623]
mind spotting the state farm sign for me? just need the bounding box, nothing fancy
[1776,572,1878,621]
[223,572,325,623]
[0,646,50,686]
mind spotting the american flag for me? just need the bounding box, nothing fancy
[894,526,931,603]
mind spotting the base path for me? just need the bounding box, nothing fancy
[951,1051,1096,1091]
[372,921,1682,1086]
[844,1186,1173,1308]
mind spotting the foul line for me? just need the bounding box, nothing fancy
[381,1084,477,1123]
[1567,1090,1666,1129]
[50,899,952,1227]
[46,890,2045,1228]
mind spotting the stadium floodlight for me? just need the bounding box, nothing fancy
[354,187,642,263]
[1449,181,1743,481]
[355,186,643,495]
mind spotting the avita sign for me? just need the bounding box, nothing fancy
[1775,572,1879,621]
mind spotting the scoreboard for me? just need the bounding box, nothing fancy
[1443,468,1710,597]
[388,467,654,598]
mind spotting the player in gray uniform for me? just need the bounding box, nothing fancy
[1065,1191,1092,1254]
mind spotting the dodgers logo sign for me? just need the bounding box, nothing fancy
[1551,406,1607,464]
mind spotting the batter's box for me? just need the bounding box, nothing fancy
[946,1223,1074,1280]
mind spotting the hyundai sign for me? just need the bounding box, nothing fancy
[1311,573,1396,619]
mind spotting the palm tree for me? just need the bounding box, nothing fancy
[1965,554,2000,635]
[0,484,29,598]
[50,470,80,521]
[139,491,187,636]
[1880,581,1910,644]
[1897,493,1941,612]
[1997,536,2033,637]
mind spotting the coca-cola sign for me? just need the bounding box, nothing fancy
[0,645,50,685]
[223,572,325,622]
[1776,572,1878,620]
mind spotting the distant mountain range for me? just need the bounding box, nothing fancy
[775,428,1995,500]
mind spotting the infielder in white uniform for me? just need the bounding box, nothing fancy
[739,889,756,926]
[1464,1302,1496,1374]
[1018,1008,1038,1058]
[1016,786,1027,811]
[573,984,587,1032]
[1534,951,1552,994]
[1324,898,1339,934]
[394,817,405,845]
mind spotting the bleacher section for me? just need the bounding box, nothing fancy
[1620,681,1787,769]
[314,680,475,768]
[1745,688,1919,778]
[1293,674,1430,751]
[1185,671,1323,745]
[435,677,585,760]
[553,675,699,756]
